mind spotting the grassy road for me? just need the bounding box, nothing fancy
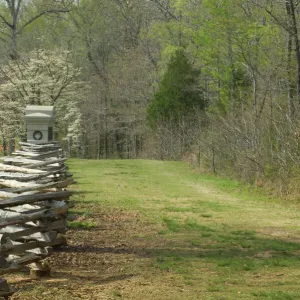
[9,159,300,299]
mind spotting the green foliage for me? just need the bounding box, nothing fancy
[147,49,206,127]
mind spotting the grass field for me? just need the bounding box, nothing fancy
[8,159,300,299]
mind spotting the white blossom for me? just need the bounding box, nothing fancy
[0,49,87,148]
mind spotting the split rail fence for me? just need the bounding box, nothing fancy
[0,142,73,299]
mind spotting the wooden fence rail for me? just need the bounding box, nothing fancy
[0,142,73,299]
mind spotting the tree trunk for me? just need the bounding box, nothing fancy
[286,0,300,105]
[2,136,7,156]
[212,147,216,175]
[287,29,296,117]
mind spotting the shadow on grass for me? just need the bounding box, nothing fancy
[71,190,97,195]
[62,213,300,274]
[53,272,136,284]
[71,199,104,204]
[55,245,135,255]
[70,182,91,185]
[149,220,300,274]
[13,271,136,296]
[54,228,300,272]
[56,238,300,260]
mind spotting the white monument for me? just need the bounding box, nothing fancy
[24,105,55,144]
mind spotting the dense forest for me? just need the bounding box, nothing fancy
[0,0,300,196]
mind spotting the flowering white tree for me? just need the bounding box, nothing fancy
[0,49,86,151]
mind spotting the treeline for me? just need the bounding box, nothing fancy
[1,0,300,196]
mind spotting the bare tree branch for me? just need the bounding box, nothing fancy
[0,14,12,28]
[148,0,178,21]
[17,8,69,34]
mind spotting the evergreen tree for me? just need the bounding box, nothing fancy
[147,49,206,128]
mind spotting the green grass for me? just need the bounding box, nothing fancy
[68,221,97,229]
[251,291,300,299]
[68,159,300,299]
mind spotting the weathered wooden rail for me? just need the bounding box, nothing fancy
[0,142,73,299]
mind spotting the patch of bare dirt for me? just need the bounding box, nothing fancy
[7,204,168,300]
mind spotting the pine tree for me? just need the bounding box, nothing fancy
[147,49,206,128]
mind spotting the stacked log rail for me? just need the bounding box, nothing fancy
[0,142,73,298]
